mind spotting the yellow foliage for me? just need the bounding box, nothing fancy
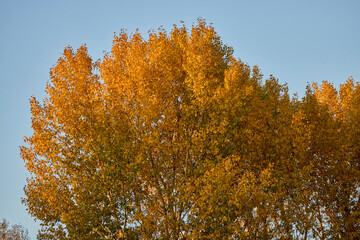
[21,20,360,239]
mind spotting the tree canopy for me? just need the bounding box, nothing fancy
[21,20,360,239]
[0,218,30,240]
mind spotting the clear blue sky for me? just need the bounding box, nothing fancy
[1,0,359,238]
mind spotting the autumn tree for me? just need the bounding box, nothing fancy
[0,218,30,240]
[21,20,360,239]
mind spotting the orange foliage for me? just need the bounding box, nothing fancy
[21,20,360,239]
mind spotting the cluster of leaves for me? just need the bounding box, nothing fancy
[21,21,360,239]
[0,218,30,240]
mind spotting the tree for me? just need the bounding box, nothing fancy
[0,218,30,240]
[21,20,360,239]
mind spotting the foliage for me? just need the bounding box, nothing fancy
[0,218,30,240]
[21,20,360,239]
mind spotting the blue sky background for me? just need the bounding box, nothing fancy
[1,0,359,238]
